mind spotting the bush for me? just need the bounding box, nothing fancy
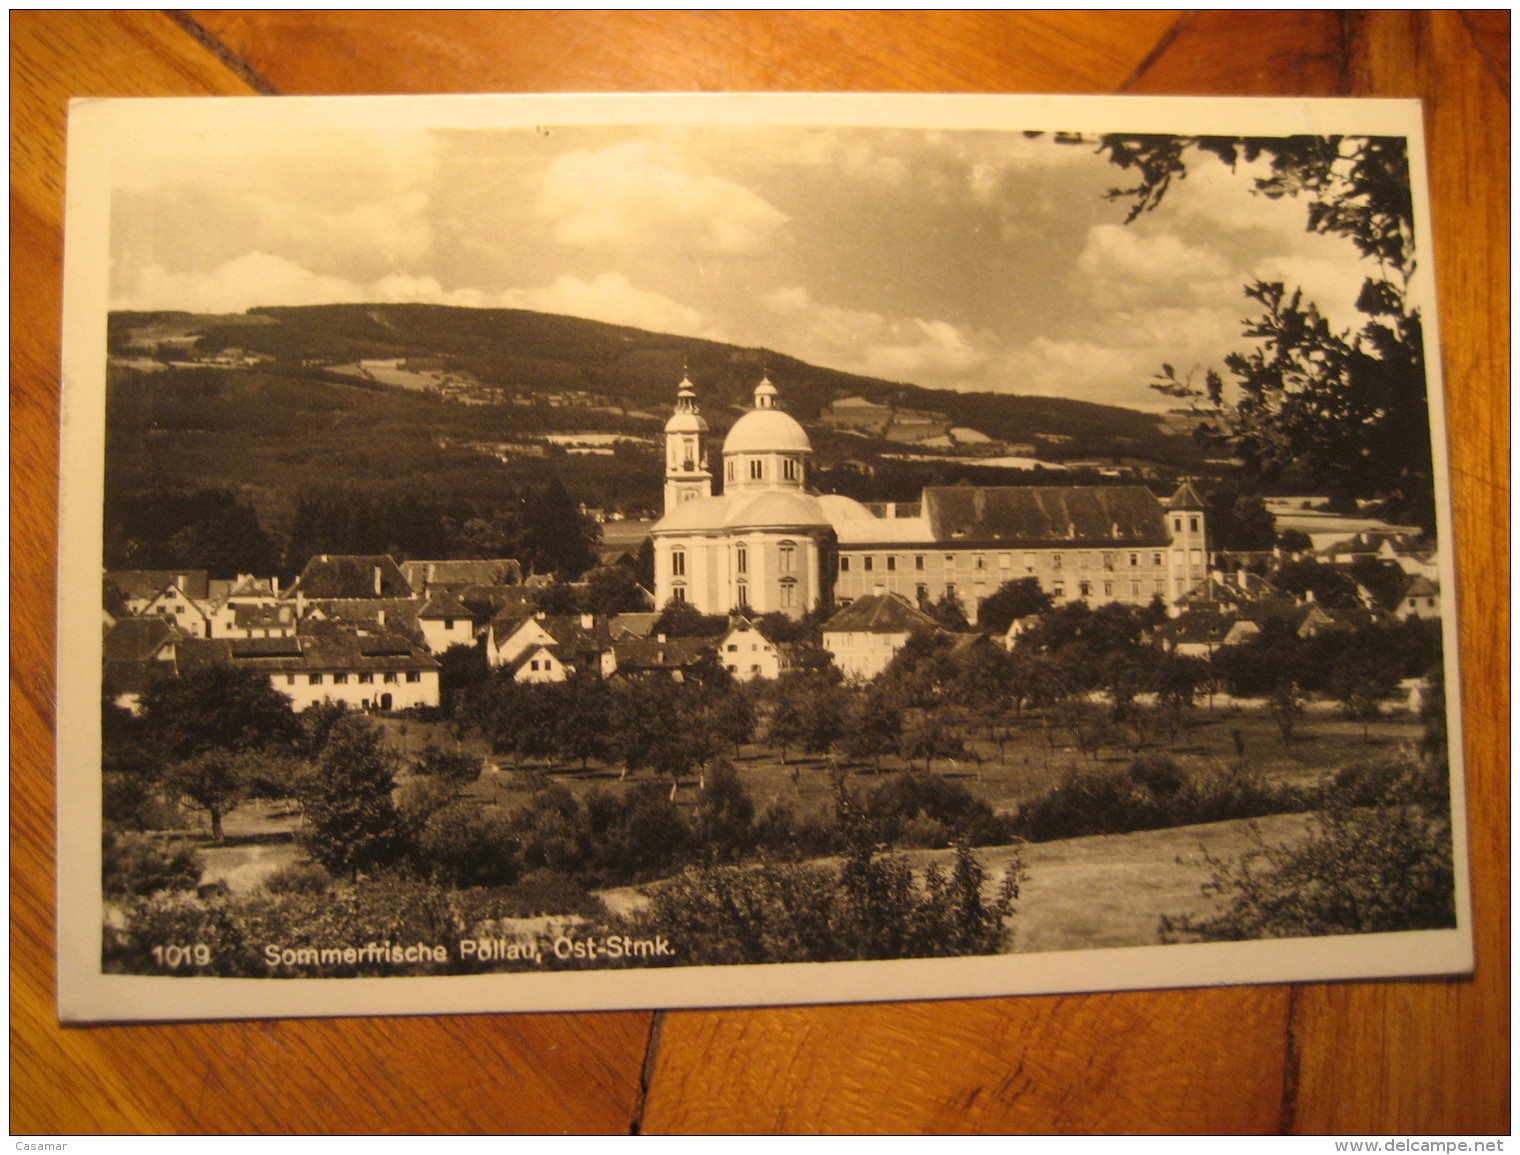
[417,802,519,888]
[411,745,485,784]
[261,862,333,895]
[102,831,203,898]
[1161,801,1456,941]
[862,772,1016,849]
[1016,757,1307,843]
[630,841,1022,965]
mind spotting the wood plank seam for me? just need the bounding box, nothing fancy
[1117,12,1192,93]
[1280,985,1302,1134]
[1455,11,1510,98]
[164,10,281,95]
[630,1010,667,1135]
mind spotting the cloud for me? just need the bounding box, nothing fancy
[1075,224,1234,308]
[496,273,707,336]
[113,253,710,339]
[114,253,367,313]
[536,142,788,255]
[761,286,989,385]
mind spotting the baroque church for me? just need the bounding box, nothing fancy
[651,378,1209,621]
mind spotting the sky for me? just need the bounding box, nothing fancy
[108,121,1379,413]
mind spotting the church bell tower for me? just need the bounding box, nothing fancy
[663,376,712,513]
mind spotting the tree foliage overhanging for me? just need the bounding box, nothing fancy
[1086,133,1435,532]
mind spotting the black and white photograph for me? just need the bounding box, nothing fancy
[58,94,1471,1023]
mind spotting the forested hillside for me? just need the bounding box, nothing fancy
[105,303,1203,578]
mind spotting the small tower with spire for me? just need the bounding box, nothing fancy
[663,375,711,513]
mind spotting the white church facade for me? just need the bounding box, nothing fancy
[651,378,1208,620]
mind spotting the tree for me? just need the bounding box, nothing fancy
[411,745,484,784]
[137,664,302,763]
[651,598,728,638]
[519,479,600,578]
[1269,680,1305,746]
[300,715,402,877]
[1327,659,1401,742]
[690,759,756,862]
[551,675,616,770]
[1092,133,1434,531]
[582,565,651,616]
[843,689,903,772]
[976,578,1054,635]
[163,749,257,842]
[926,590,970,631]
[436,644,489,719]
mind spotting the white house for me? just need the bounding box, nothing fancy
[714,617,788,681]
[176,632,441,712]
[821,592,940,682]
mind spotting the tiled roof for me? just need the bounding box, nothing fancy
[106,569,211,602]
[417,591,473,620]
[178,631,439,674]
[286,555,413,599]
[400,558,522,591]
[233,603,295,629]
[609,612,661,638]
[822,592,940,634]
[921,486,1169,547]
[612,636,715,671]
[103,616,179,663]
[1165,480,1207,510]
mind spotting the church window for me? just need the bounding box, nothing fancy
[1189,516,1200,533]
[779,542,795,573]
[886,556,896,571]
[672,550,686,577]
[783,458,798,481]
[839,556,851,573]
[736,583,749,607]
[727,461,735,482]
[736,546,748,574]
[673,586,686,602]
[915,555,925,570]
[863,556,874,572]
[780,580,796,609]
[750,459,764,480]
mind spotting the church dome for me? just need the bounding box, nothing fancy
[722,377,812,456]
[722,490,830,530]
[723,408,812,455]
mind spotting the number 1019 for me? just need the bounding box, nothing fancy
[151,943,211,968]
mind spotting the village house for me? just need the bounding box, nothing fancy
[176,631,441,712]
[106,569,211,620]
[488,612,616,679]
[102,616,181,712]
[1395,574,1442,620]
[609,634,719,682]
[713,617,789,681]
[821,591,941,682]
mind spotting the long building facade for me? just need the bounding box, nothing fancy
[651,378,1208,620]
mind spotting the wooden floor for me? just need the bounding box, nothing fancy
[11,12,1509,1135]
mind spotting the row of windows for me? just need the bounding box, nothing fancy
[839,549,1173,574]
[671,542,797,577]
[287,671,422,686]
[668,579,798,608]
[724,457,802,482]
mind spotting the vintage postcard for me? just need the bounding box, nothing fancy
[57,93,1471,1023]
